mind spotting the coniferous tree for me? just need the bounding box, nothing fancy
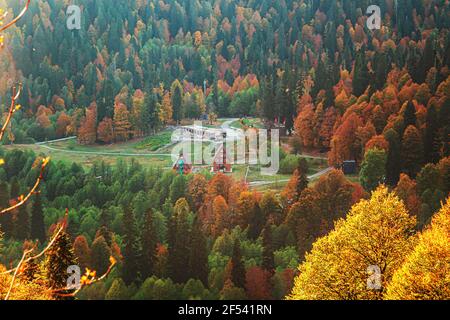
[171,80,183,123]
[15,205,30,240]
[141,209,157,280]
[9,176,20,199]
[403,101,417,130]
[401,125,424,178]
[424,104,440,164]
[22,258,40,283]
[90,235,111,275]
[438,99,450,157]
[45,229,77,294]
[97,79,115,122]
[231,240,246,289]
[122,208,140,285]
[262,224,275,273]
[95,225,113,247]
[248,203,264,240]
[296,168,309,199]
[353,48,369,97]
[188,217,208,286]
[262,77,276,124]
[168,198,191,283]
[373,52,389,91]
[73,235,91,272]
[385,129,402,186]
[31,193,46,244]
[360,148,387,191]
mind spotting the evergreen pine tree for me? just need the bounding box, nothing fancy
[171,80,183,123]
[188,217,208,286]
[122,208,140,285]
[401,125,424,178]
[439,99,450,157]
[45,229,77,294]
[90,235,111,275]
[295,169,309,199]
[31,193,46,244]
[248,203,264,240]
[9,176,20,199]
[403,101,417,130]
[141,209,157,280]
[353,48,369,96]
[231,240,246,288]
[262,223,275,273]
[15,205,30,240]
[424,104,440,164]
[385,129,402,186]
[168,199,191,283]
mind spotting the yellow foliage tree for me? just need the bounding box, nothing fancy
[385,199,450,300]
[159,91,173,124]
[288,186,416,300]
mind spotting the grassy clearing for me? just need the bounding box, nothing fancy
[134,131,173,151]
[3,143,172,168]
[47,130,175,154]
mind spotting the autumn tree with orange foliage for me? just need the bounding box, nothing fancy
[329,113,363,166]
[97,117,114,144]
[77,102,97,145]
[113,102,132,142]
[55,112,71,138]
[187,174,208,211]
[212,195,229,237]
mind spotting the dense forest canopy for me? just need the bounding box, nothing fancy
[0,0,448,143]
[0,0,449,300]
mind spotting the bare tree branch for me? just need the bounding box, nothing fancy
[0,157,50,216]
[0,84,22,141]
[0,219,66,277]
[4,248,34,300]
[52,258,118,298]
[0,0,31,33]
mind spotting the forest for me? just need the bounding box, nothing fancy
[0,0,449,300]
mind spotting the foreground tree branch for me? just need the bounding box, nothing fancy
[4,248,34,300]
[52,257,118,298]
[0,84,22,141]
[0,156,50,216]
[1,217,66,300]
[0,0,31,33]
[0,219,66,278]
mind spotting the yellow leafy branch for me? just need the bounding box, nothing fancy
[1,215,67,300]
[4,248,34,300]
[0,217,66,278]
[52,256,117,298]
